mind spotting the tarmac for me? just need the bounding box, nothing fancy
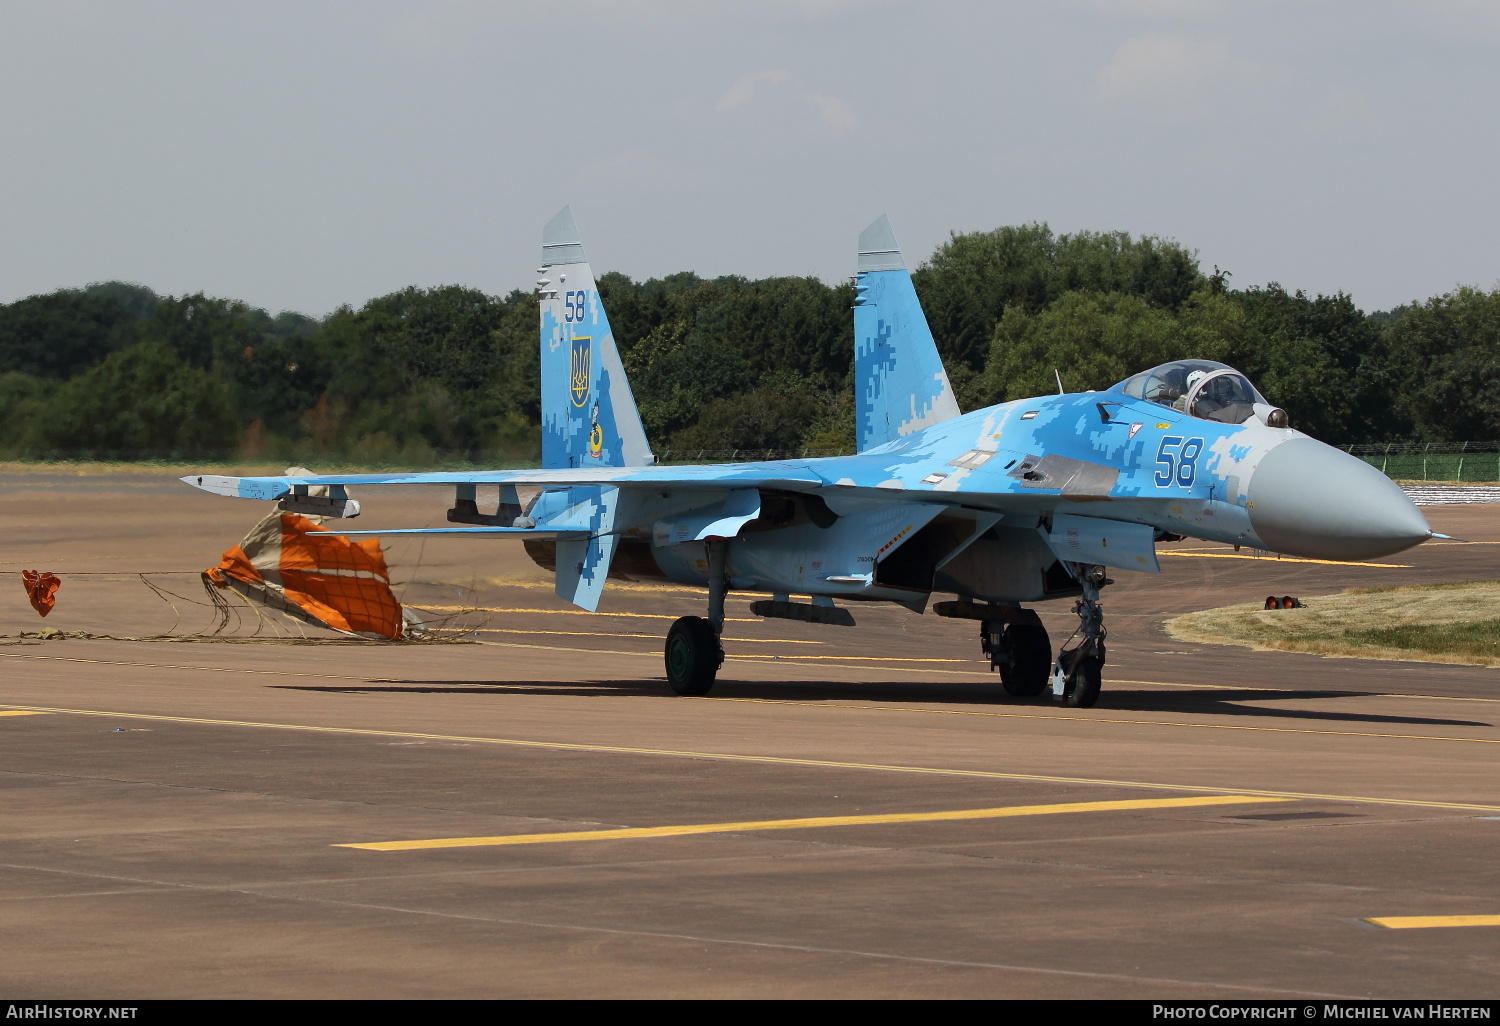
[1,471,1497,999]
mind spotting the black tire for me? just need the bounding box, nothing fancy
[998,622,1052,697]
[1063,653,1103,709]
[1265,595,1279,610]
[1281,595,1296,609]
[665,616,722,696]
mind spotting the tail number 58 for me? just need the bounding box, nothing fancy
[1154,435,1203,488]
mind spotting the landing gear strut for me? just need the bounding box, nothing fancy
[665,539,726,696]
[1051,562,1108,709]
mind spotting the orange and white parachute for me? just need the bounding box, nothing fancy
[204,512,406,640]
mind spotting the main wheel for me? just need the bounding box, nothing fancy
[665,616,722,696]
[1063,653,1103,709]
[998,622,1052,697]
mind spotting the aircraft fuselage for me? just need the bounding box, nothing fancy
[539,387,1428,609]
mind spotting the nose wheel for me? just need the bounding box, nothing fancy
[1054,649,1103,708]
[1051,563,1108,709]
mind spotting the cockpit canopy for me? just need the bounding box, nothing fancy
[1117,360,1270,426]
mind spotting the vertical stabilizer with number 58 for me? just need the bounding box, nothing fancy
[538,207,652,470]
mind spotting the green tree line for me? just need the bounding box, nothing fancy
[2,225,1497,463]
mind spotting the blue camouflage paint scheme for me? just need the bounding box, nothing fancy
[184,211,1432,615]
[190,394,1318,550]
[539,207,651,472]
[853,216,960,452]
[533,484,621,609]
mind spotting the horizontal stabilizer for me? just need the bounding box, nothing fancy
[551,485,623,611]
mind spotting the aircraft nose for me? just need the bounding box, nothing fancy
[1247,437,1431,560]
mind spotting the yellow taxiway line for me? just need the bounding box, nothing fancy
[474,640,965,662]
[470,640,986,671]
[1364,915,1500,930]
[0,710,47,717]
[1158,552,1410,568]
[424,606,760,622]
[0,650,1494,746]
[475,628,823,645]
[2,699,1499,814]
[336,795,1291,851]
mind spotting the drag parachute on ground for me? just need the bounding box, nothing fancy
[203,512,407,640]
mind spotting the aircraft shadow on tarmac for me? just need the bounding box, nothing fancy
[1066,687,1489,728]
[272,681,665,699]
[272,679,1490,729]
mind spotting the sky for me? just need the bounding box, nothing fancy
[2,0,1497,316]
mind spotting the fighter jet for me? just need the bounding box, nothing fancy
[183,209,1434,708]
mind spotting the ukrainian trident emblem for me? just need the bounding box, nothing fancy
[570,337,590,408]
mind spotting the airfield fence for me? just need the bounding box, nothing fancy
[654,448,851,464]
[1339,441,1500,482]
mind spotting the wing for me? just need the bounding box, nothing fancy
[182,461,830,502]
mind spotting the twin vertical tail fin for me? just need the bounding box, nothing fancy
[535,208,652,610]
[538,207,652,470]
[852,215,960,452]
[532,210,957,608]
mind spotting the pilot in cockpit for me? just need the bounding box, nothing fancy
[1135,364,1191,406]
[1187,370,1258,424]
[1118,360,1285,427]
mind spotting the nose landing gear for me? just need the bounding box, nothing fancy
[1051,563,1109,708]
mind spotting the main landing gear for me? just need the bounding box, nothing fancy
[979,562,1110,708]
[1050,562,1108,709]
[665,540,726,696]
[981,611,1052,697]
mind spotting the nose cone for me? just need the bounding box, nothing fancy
[1248,438,1431,560]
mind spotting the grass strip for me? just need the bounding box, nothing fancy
[1166,580,1500,666]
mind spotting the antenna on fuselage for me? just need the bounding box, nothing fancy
[1054,369,1065,395]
